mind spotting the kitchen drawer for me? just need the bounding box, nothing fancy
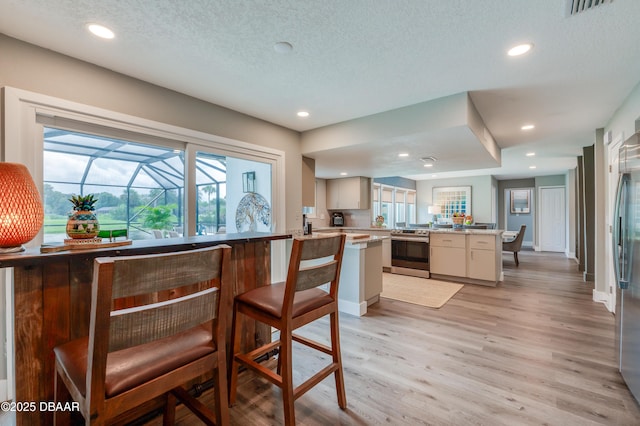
[468,234,496,250]
[430,233,466,248]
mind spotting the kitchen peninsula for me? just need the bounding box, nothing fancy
[0,232,289,426]
[309,230,388,316]
[339,234,386,316]
[429,228,504,286]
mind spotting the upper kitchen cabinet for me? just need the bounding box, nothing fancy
[327,177,370,210]
[302,156,316,207]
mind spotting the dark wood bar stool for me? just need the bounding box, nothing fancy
[53,245,232,425]
[228,234,347,425]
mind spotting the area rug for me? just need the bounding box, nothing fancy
[381,273,464,309]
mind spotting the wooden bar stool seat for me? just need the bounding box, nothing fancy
[228,234,347,426]
[53,245,232,425]
[235,283,334,319]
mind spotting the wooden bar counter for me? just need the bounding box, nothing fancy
[0,232,289,426]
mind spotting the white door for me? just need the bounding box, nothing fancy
[539,187,566,252]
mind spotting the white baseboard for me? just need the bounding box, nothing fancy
[592,289,613,312]
[338,299,367,317]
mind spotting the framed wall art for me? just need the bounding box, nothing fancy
[510,189,530,214]
[432,186,471,218]
[242,171,256,193]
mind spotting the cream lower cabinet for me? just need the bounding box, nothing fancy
[430,231,502,285]
[430,233,466,277]
[467,234,498,281]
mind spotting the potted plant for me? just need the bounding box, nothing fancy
[66,194,100,239]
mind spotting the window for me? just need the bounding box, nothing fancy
[381,185,393,226]
[395,190,406,226]
[43,127,186,242]
[372,184,416,227]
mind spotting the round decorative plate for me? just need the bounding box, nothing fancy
[235,193,271,232]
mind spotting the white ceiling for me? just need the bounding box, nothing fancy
[2,0,640,180]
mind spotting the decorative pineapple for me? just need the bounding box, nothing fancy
[66,194,100,239]
[69,194,98,212]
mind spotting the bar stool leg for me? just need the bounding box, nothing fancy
[228,305,242,405]
[330,311,347,408]
[280,327,296,426]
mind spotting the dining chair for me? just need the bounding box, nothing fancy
[53,245,232,425]
[502,224,526,266]
[228,233,347,426]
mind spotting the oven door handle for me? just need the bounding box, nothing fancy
[391,237,429,242]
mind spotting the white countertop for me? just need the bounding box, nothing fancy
[314,226,504,236]
[428,228,504,235]
[344,235,388,245]
[314,226,391,232]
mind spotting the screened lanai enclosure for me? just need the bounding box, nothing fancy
[42,127,229,242]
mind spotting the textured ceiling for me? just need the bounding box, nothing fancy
[2,0,640,179]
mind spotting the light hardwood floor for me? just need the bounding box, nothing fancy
[147,250,640,425]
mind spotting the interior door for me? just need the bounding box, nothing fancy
[539,186,566,252]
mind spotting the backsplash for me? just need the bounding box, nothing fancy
[306,209,373,229]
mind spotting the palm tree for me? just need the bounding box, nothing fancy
[202,185,216,215]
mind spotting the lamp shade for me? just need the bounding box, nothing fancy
[0,163,44,250]
[428,205,442,215]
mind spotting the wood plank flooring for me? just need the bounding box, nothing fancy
[145,250,640,425]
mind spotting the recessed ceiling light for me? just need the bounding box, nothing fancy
[521,124,535,131]
[529,165,537,169]
[274,41,293,53]
[398,153,409,157]
[297,111,309,118]
[340,172,348,176]
[87,23,115,39]
[508,43,533,56]
[526,152,535,157]
[423,163,434,168]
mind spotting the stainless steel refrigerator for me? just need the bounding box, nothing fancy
[613,131,640,404]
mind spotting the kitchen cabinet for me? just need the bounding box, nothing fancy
[327,177,370,209]
[430,233,466,277]
[467,234,498,281]
[429,230,503,285]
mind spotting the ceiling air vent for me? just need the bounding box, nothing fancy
[567,0,614,16]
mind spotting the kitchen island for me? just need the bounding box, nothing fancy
[429,228,504,286]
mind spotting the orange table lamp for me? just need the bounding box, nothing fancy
[0,163,44,253]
